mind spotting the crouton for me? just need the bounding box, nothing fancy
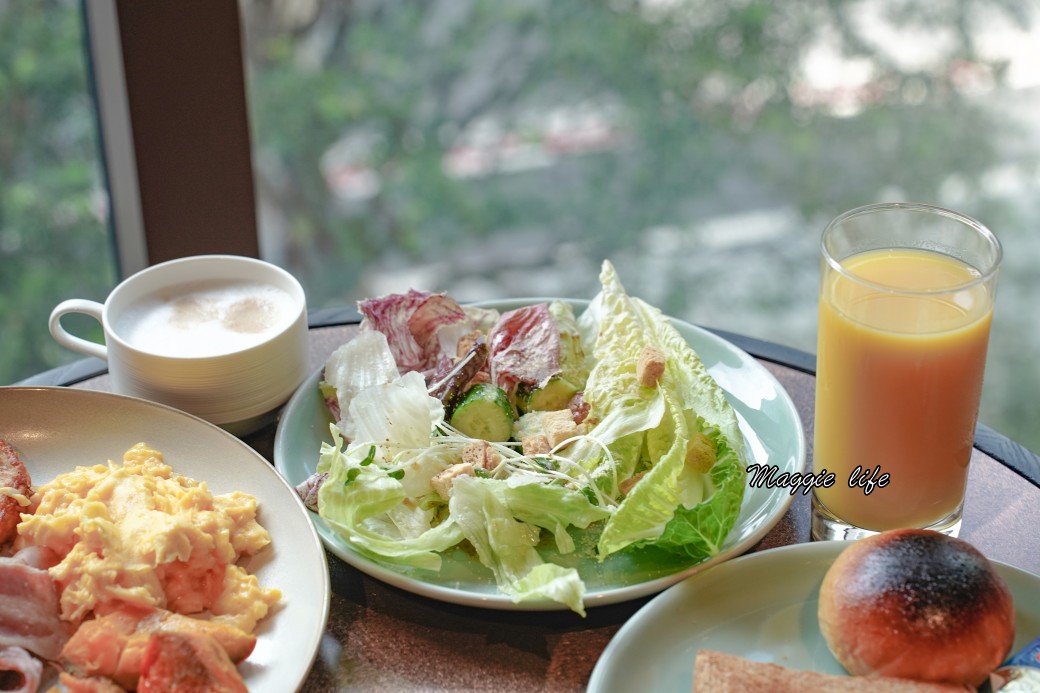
[541,409,579,448]
[461,440,501,471]
[431,463,475,500]
[619,470,647,496]
[456,330,484,358]
[685,431,717,473]
[637,345,666,387]
[521,434,551,456]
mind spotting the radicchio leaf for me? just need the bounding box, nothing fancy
[488,304,562,395]
[359,291,474,374]
[358,289,431,373]
[295,471,328,512]
[407,294,469,371]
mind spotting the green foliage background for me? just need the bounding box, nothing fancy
[2,0,1038,454]
[0,0,113,380]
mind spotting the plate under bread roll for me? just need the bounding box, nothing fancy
[587,542,1040,693]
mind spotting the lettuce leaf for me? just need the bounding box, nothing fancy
[347,370,445,458]
[323,329,400,433]
[314,259,748,615]
[317,428,465,571]
[491,476,610,554]
[651,427,745,557]
[549,299,592,388]
[577,261,747,559]
[449,475,586,615]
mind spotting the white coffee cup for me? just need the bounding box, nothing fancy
[49,254,309,433]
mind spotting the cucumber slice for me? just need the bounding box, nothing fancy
[449,383,515,442]
[516,376,579,414]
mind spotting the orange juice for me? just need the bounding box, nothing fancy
[813,247,993,531]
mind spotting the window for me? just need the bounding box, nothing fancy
[240,1,1040,452]
[7,1,1040,456]
[4,0,260,387]
[0,1,116,383]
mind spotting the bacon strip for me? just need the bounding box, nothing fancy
[138,632,247,693]
[60,607,256,691]
[0,646,42,693]
[0,557,70,661]
[0,438,31,545]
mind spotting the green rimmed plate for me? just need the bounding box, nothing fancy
[587,540,1040,691]
[273,299,805,611]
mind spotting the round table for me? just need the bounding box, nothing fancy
[20,308,1040,692]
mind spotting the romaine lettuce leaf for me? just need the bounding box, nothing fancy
[549,299,591,388]
[577,261,746,558]
[651,427,745,558]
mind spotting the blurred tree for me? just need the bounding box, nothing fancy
[0,0,113,385]
[240,0,1040,452]
[3,0,1038,451]
[241,0,1028,302]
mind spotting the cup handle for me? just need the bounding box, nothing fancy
[49,299,109,361]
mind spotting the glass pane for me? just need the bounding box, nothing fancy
[0,0,116,384]
[241,0,1040,453]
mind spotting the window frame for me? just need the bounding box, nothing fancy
[85,0,259,278]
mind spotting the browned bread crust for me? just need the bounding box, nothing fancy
[818,529,1014,688]
[693,649,970,692]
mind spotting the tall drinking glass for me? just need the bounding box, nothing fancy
[811,202,1002,541]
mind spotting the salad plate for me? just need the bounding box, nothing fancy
[274,298,806,611]
[0,386,330,693]
[586,540,1040,692]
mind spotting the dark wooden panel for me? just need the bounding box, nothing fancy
[115,0,259,263]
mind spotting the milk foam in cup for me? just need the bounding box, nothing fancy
[49,255,309,434]
[115,280,299,359]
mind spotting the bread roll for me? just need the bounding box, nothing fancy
[818,529,1014,688]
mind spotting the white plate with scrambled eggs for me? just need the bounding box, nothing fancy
[0,386,330,693]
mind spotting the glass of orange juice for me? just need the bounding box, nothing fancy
[811,202,1002,541]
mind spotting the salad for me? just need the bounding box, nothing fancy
[296,260,746,615]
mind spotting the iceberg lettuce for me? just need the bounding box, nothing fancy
[347,370,444,458]
[323,329,399,432]
[449,475,587,615]
[317,428,465,571]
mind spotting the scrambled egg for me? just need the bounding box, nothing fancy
[0,486,31,507]
[16,443,281,633]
